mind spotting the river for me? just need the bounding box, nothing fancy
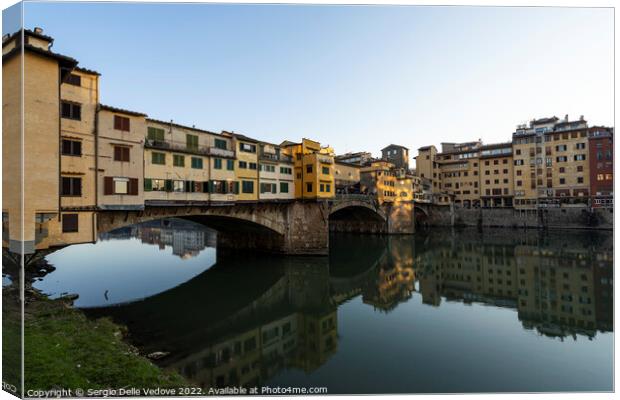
[34,218,613,394]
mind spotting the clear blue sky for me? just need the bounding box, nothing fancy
[5,3,614,161]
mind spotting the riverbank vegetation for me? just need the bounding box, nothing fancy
[17,287,187,391]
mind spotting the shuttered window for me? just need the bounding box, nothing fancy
[147,127,165,141]
[151,152,166,165]
[186,134,199,151]
[114,115,130,131]
[61,139,82,156]
[173,154,185,167]
[191,157,203,169]
[62,214,79,233]
[113,146,130,162]
[104,177,139,195]
[61,177,82,196]
[61,102,81,120]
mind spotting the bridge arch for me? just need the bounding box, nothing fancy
[328,199,387,234]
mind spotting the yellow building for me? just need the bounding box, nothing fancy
[96,105,146,210]
[360,160,397,204]
[228,132,259,202]
[435,141,481,208]
[2,28,79,253]
[479,142,514,208]
[512,116,590,209]
[414,145,439,192]
[281,139,335,200]
[144,119,236,204]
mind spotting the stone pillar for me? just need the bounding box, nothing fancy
[282,201,329,255]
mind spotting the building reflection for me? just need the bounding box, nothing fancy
[415,229,613,339]
[85,229,612,391]
[99,218,216,259]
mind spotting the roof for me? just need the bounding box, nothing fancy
[335,160,362,167]
[228,132,259,143]
[147,118,219,135]
[531,116,559,125]
[280,140,300,147]
[74,66,101,76]
[99,104,147,117]
[382,144,409,151]
[479,142,512,150]
[417,145,436,151]
[2,29,54,47]
[3,43,78,73]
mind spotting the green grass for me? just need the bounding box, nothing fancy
[23,293,187,391]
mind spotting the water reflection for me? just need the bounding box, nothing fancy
[39,222,613,393]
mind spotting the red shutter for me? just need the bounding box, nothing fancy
[123,118,130,132]
[128,178,139,195]
[104,177,114,195]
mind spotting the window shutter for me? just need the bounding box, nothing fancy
[74,141,82,156]
[75,178,82,196]
[74,105,81,121]
[104,177,114,195]
[208,181,214,193]
[114,116,121,130]
[234,181,239,194]
[61,177,71,196]
[128,178,139,195]
[114,146,121,161]
[144,178,152,191]
[165,180,173,192]
[123,147,130,162]
[62,214,79,233]
[185,181,193,193]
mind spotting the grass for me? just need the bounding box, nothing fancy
[22,291,187,391]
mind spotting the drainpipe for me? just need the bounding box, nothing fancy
[94,102,100,243]
[58,67,62,222]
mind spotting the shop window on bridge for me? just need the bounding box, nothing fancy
[173,180,185,192]
[260,183,277,194]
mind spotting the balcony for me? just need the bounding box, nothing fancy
[145,138,235,158]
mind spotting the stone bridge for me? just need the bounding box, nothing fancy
[96,195,419,255]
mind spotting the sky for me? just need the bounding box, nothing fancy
[3,2,614,161]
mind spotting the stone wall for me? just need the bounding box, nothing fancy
[423,204,613,230]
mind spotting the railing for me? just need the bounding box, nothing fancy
[145,139,235,158]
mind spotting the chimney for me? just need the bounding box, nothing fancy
[33,27,44,34]
[580,115,584,121]
[564,114,569,122]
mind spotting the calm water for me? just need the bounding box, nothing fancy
[36,219,613,393]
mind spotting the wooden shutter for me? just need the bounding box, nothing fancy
[123,147,130,162]
[61,177,71,196]
[104,177,114,195]
[74,178,82,196]
[165,180,173,192]
[114,146,121,161]
[144,178,152,191]
[128,178,139,195]
[74,141,82,156]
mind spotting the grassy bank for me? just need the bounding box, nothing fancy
[21,288,187,391]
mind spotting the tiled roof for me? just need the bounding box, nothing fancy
[99,104,147,117]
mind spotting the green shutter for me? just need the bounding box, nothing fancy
[165,179,173,192]
[144,178,152,191]
[234,181,240,194]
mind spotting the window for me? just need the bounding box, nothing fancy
[238,161,247,169]
[260,183,277,194]
[574,154,586,161]
[240,143,256,153]
[114,177,129,194]
[559,167,565,173]
[514,160,524,166]
[322,166,330,175]
[147,127,165,141]
[191,157,203,169]
[151,152,165,165]
[280,167,292,174]
[515,149,521,155]
[66,74,81,86]
[114,146,130,162]
[306,182,313,192]
[605,173,613,180]
[173,154,185,167]
[320,184,325,192]
[326,184,331,192]
[114,115,130,131]
[556,156,568,162]
[61,139,81,156]
[61,177,82,196]
[173,180,185,192]
[516,170,522,176]
[104,177,138,195]
[242,180,254,194]
[215,138,227,150]
[61,101,81,120]
[249,162,257,170]
[306,165,313,173]
[577,177,584,184]
[214,158,223,169]
[144,178,166,191]
[597,174,605,181]
[516,180,522,187]
[226,159,234,170]
[280,182,289,193]
[577,165,583,172]
[575,143,586,149]
[62,214,78,233]
[559,178,566,185]
[555,145,567,152]
[186,134,199,150]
